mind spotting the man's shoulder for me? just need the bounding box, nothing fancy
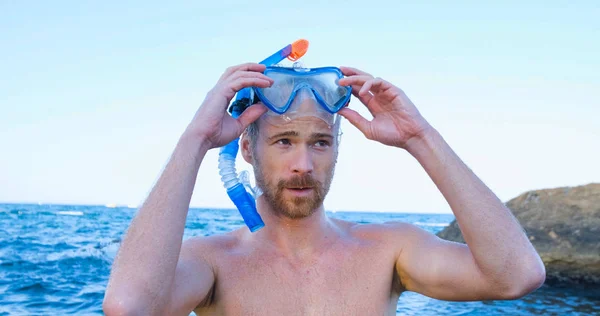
[333,218,429,243]
[181,229,245,258]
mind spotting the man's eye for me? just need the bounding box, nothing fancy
[276,139,291,145]
[314,140,330,148]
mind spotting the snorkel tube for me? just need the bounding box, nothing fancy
[218,39,309,232]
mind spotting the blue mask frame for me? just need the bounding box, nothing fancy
[252,66,352,115]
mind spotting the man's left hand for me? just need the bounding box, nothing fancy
[338,66,433,150]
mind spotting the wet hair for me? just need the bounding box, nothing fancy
[245,120,260,148]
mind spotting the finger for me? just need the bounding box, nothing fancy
[337,75,372,87]
[220,63,267,80]
[359,77,386,97]
[227,78,272,96]
[229,70,274,84]
[236,103,268,131]
[338,76,374,105]
[339,66,373,78]
[349,84,373,107]
[338,108,373,140]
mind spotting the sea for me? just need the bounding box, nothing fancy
[1,203,598,316]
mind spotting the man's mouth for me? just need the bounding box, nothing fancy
[285,187,314,195]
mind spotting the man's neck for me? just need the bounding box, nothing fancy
[248,197,339,260]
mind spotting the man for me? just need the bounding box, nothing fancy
[103,63,545,315]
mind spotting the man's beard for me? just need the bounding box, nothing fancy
[253,159,335,219]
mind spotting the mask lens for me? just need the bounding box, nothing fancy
[307,71,348,112]
[256,71,295,112]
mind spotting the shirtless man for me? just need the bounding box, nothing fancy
[103,63,546,315]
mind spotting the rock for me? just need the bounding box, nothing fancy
[437,183,600,284]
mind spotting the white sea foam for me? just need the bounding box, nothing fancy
[57,211,84,216]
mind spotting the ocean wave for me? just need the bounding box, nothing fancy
[45,243,117,264]
[16,282,47,293]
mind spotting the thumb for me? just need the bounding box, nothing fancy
[338,108,373,139]
[236,103,268,131]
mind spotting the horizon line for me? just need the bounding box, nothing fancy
[0,200,453,215]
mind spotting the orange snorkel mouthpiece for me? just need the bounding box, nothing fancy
[287,39,309,61]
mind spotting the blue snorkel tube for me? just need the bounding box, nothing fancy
[218,39,309,232]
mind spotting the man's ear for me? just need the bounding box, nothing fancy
[240,132,253,164]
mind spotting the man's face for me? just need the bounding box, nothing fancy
[250,115,339,219]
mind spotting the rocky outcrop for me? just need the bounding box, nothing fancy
[437,183,600,284]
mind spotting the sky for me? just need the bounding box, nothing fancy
[1,1,598,213]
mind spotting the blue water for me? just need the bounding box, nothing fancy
[1,203,598,315]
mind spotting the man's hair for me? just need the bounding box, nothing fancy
[245,120,260,149]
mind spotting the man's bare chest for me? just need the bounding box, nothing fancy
[202,241,400,315]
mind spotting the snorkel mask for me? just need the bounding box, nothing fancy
[219,39,350,232]
[252,66,351,126]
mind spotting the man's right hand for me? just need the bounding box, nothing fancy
[184,63,272,149]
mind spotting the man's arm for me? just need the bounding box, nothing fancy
[395,129,545,300]
[102,63,272,315]
[337,66,545,301]
[103,135,215,315]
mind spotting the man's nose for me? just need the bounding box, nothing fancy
[290,145,313,174]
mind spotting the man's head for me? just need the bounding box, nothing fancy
[241,99,342,219]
